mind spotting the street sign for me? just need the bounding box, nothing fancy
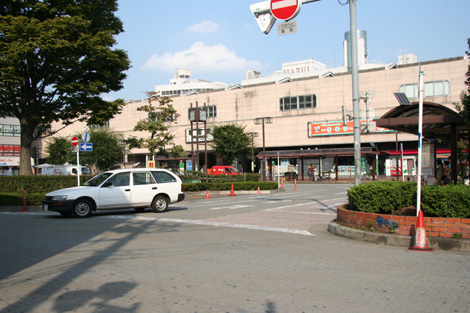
[82,132,90,142]
[277,20,297,36]
[270,0,301,21]
[71,136,79,146]
[79,142,93,152]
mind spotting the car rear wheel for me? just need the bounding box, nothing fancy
[152,196,169,213]
[72,199,93,218]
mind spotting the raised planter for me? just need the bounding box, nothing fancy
[337,207,470,239]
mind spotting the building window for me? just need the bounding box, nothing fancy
[0,124,21,137]
[90,121,109,129]
[187,105,217,120]
[0,145,20,156]
[280,94,316,111]
[148,112,174,122]
[207,105,217,118]
[399,80,450,99]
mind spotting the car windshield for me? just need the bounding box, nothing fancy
[83,172,114,186]
[229,167,239,173]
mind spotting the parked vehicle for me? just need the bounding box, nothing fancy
[207,165,240,175]
[42,168,185,217]
[38,163,90,176]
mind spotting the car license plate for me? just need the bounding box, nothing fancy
[43,204,48,211]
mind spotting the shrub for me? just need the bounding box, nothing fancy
[347,181,470,218]
[421,185,470,218]
[347,181,415,214]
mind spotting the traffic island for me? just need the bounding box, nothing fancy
[328,206,470,252]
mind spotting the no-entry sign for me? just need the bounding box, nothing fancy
[71,136,79,146]
[270,0,302,21]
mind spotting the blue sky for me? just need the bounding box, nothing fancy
[106,0,470,101]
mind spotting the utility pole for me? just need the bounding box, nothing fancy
[255,117,272,181]
[349,0,361,186]
[250,0,361,184]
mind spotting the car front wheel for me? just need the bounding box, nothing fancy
[72,199,93,218]
[152,196,169,213]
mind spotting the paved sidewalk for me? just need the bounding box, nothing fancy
[1,213,469,313]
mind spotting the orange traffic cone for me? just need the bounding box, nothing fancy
[229,184,236,196]
[408,210,434,252]
[294,179,298,191]
[257,187,261,195]
[282,179,284,189]
[206,189,210,200]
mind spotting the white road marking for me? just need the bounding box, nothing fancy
[265,197,347,212]
[101,215,314,236]
[261,200,292,204]
[209,205,254,211]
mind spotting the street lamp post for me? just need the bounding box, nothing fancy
[255,117,273,181]
[249,132,259,173]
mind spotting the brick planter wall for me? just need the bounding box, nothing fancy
[337,207,470,239]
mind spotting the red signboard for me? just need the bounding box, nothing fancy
[309,120,393,137]
[270,0,302,21]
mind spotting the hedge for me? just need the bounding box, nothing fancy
[183,181,279,192]
[0,175,93,193]
[0,176,278,206]
[347,181,470,218]
[0,192,45,206]
[180,172,261,183]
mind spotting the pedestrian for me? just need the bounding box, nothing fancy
[309,164,314,181]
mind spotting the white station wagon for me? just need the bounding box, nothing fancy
[42,168,185,217]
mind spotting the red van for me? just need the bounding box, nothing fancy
[207,166,240,175]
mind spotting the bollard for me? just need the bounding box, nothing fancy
[22,189,27,213]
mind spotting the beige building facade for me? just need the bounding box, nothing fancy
[41,56,469,179]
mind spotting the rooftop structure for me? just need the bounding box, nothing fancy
[155,69,229,97]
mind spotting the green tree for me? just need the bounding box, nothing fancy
[76,128,123,171]
[211,124,251,165]
[0,1,130,175]
[45,137,74,165]
[455,38,470,179]
[459,38,470,125]
[134,92,184,158]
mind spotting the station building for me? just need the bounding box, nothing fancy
[26,30,470,181]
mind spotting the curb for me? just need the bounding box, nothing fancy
[328,220,470,252]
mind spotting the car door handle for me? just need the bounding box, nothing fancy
[125,189,131,192]
[152,187,158,190]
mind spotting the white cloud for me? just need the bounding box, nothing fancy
[187,20,219,33]
[143,41,263,75]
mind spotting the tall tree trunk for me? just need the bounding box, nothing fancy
[19,118,33,176]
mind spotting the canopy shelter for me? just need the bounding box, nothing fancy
[376,102,469,183]
[257,147,380,181]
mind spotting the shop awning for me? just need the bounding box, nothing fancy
[257,147,380,159]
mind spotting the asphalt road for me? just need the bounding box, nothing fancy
[1,184,469,313]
